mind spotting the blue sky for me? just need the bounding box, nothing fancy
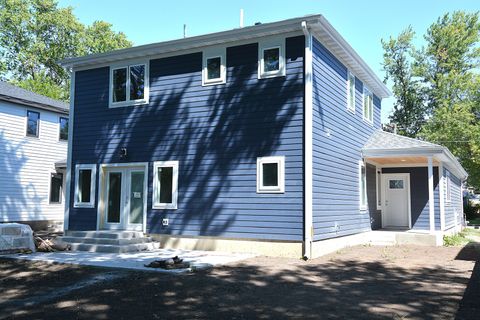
[59,0,479,122]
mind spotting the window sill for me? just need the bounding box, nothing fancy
[347,107,355,114]
[152,204,177,210]
[257,189,285,194]
[109,100,149,109]
[362,118,374,126]
[258,71,286,79]
[202,79,226,87]
[74,203,95,209]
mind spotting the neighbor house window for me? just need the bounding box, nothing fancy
[257,156,285,193]
[363,87,373,123]
[26,110,40,137]
[347,71,356,112]
[202,48,226,85]
[49,172,63,204]
[153,161,179,209]
[59,117,68,141]
[74,164,96,208]
[258,40,285,79]
[110,63,149,107]
[446,171,451,203]
[360,161,367,210]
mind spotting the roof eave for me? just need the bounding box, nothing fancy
[0,95,69,114]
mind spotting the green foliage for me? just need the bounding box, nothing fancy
[382,11,480,188]
[443,232,469,246]
[0,0,132,101]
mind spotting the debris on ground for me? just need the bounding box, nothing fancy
[34,236,70,252]
[144,256,190,269]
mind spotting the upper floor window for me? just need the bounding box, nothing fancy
[202,48,226,86]
[363,87,373,123]
[26,110,40,137]
[347,72,356,112]
[110,63,149,107]
[257,156,285,193]
[258,39,285,79]
[59,117,68,141]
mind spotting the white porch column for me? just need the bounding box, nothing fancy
[439,162,445,231]
[428,156,435,233]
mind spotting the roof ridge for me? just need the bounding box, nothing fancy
[376,129,441,147]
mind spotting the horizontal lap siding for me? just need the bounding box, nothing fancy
[444,168,462,230]
[69,36,305,241]
[311,38,381,241]
[382,167,440,230]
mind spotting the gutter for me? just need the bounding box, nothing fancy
[302,21,313,259]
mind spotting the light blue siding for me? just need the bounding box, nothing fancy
[444,168,462,230]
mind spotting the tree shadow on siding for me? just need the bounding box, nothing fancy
[0,131,41,223]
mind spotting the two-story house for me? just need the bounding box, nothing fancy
[60,15,467,258]
[0,81,69,231]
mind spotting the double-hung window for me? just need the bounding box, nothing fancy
[49,172,63,204]
[110,63,149,107]
[153,161,179,209]
[26,110,40,137]
[258,39,285,79]
[74,164,96,208]
[59,117,68,141]
[202,48,226,85]
[363,87,373,123]
[257,156,285,193]
[359,161,367,210]
[347,71,356,112]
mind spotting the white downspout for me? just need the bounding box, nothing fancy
[302,21,313,259]
[439,162,445,231]
[63,69,75,232]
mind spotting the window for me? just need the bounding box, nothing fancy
[49,172,63,204]
[446,171,451,203]
[359,161,367,210]
[26,110,40,137]
[257,156,285,193]
[202,47,226,85]
[363,87,373,123]
[110,63,149,107]
[74,164,96,208]
[376,169,382,210]
[347,72,356,112]
[153,161,179,209]
[59,117,68,141]
[389,180,404,189]
[258,40,285,79]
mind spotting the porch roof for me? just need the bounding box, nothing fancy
[362,130,468,180]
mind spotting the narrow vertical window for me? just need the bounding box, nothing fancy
[257,156,285,193]
[112,67,127,102]
[258,40,285,79]
[363,87,373,123]
[376,170,382,209]
[360,162,367,210]
[129,64,145,100]
[26,110,40,137]
[74,164,96,208]
[202,49,226,85]
[49,172,63,204]
[153,161,179,209]
[347,72,356,112]
[59,117,69,141]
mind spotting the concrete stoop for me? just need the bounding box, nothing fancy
[59,231,160,253]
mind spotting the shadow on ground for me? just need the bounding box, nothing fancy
[455,243,480,320]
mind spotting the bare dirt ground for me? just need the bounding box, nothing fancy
[0,244,479,320]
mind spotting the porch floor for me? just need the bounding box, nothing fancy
[369,229,443,246]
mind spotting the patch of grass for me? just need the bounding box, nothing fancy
[443,233,469,247]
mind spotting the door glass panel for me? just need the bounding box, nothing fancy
[389,179,404,189]
[107,172,122,223]
[129,171,144,224]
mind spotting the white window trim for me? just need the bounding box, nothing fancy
[347,71,356,113]
[257,156,285,193]
[359,160,367,211]
[109,62,149,108]
[446,170,451,203]
[25,109,40,138]
[362,86,373,124]
[258,38,286,79]
[74,164,97,208]
[58,116,68,142]
[48,170,64,205]
[152,161,179,210]
[202,48,226,86]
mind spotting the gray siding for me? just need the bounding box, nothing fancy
[311,37,382,241]
[444,168,462,230]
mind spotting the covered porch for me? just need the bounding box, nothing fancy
[362,131,468,238]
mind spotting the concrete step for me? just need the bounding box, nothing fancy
[68,241,160,253]
[65,230,145,240]
[58,236,153,246]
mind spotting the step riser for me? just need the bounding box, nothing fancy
[59,236,152,246]
[69,242,160,254]
[65,231,145,239]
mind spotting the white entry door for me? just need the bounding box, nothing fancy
[383,173,411,229]
[103,167,145,231]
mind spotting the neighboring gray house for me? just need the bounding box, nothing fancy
[0,81,69,230]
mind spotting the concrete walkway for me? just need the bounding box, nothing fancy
[3,249,254,273]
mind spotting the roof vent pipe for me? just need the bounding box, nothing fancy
[183,24,187,38]
[240,9,244,28]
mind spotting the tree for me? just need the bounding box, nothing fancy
[0,0,132,101]
[382,26,427,137]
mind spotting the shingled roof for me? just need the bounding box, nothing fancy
[0,81,69,114]
[363,130,442,150]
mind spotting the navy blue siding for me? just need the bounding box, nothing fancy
[444,168,462,230]
[382,167,441,230]
[311,37,382,241]
[69,36,305,241]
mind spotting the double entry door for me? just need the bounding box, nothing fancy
[104,166,146,231]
